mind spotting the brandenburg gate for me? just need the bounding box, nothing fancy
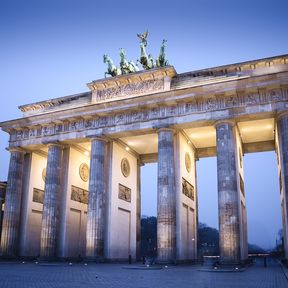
[0,50,288,264]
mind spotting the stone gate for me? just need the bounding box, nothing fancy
[0,54,288,264]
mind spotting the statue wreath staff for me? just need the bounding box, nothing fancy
[137,31,154,70]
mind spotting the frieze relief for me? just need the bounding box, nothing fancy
[96,79,164,101]
[118,183,131,202]
[33,188,44,204]
[71,185,88,205]
[182,177,194,201]
[9,87,288,143]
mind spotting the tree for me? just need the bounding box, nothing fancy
[141,216,157,257]
[198,222,219,256]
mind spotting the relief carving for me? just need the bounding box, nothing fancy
[206,97,218,110]
[121,158,130,178]
[244,93,259,105]
[71,185,88,205]
[79,163,89,182]
[10,87,284,143]
[182,177,194,200]
[118,183,131,202]
[96,79,163,101]
[33,188,44,204]
[131,111,142,121]
[185,152,191,173]
[225,95,239,108]
[269,90,282,101]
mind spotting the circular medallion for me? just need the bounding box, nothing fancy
[79,163,89,182]
[121,158,130,178]
[42,168,46,182]
[185,152,191,173]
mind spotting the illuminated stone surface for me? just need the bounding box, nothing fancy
[86,138,106,259]
[0,55,288,263]
[40,144,63,259]
[0,150,24,257]
[157,128,176,263]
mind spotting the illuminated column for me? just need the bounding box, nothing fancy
[215,121,241,263]
[277,113,288,260]
[40,143,63,259]
[0,149,25,257]
[86,137,107,260]
[136,161,142,261]
[0,183,6,239]
[157,128,176,263]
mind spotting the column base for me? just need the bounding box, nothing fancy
[0,254,18,260]
[216,258,252,269]
[84,256,105,263]
[37,255,58,262]
[155,258,177,265]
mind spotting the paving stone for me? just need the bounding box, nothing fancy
[0,259,287,288]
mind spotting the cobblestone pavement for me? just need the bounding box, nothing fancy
[0,259,287,288]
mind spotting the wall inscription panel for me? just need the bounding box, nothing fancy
[71,185,88,205]
[118,183,131,202]
[182,177,194,201]
[33,188,44,204]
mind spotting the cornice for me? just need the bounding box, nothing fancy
[1,71,288,131]
[14,54,288,118]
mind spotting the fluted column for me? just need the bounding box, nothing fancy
[277,113,288,260]
[0,183,6,240]
[86,138,107,260]
[136,161,142,261]
[0,149,25,257]
[157,128,176,263]
[40,143,63,259]
[216,121,241,263]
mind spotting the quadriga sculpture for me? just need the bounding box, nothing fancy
[119,48,139,74]
[137,31,154,70]
[103,54,121,78]
[156,39,169,67]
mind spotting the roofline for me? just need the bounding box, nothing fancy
[176,53,288,77]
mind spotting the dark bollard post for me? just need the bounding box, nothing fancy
[129,254,132,264]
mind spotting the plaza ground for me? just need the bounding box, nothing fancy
[0,258,287,288]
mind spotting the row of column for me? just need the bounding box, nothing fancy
[0,138,107,260]
[1,117,288,263]
[156,123,244,264]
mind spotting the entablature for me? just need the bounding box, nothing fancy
[16,54,288,119]
[2,55,288,148]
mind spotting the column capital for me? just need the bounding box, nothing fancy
[86,135,109,143]
[7,147,26,153]
[42,141,63,149]
[214,119,236,128]
[157,127,177,134]
[276,111,288,120]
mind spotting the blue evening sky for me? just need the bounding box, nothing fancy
[0,0,287,249]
